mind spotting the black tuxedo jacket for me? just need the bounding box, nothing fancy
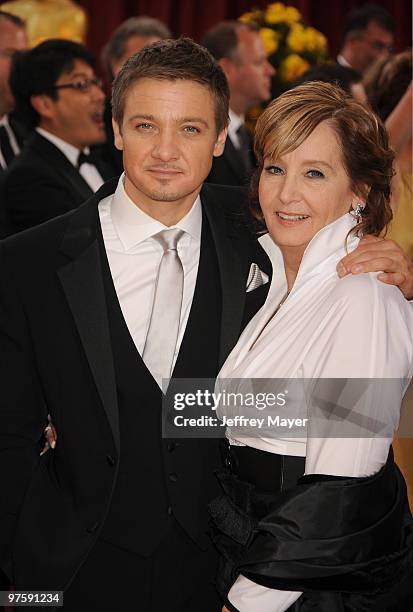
[1,132,114,235]
[0,115,29,182]
[206,135,255,187]
[0,117,29,238]
[8,116,29,149]
[0,179,271,592]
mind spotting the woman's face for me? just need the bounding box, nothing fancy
[259,121,358,252]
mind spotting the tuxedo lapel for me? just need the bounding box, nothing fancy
[200,184,247,366]
[8,116,29,149]
[57,180,120,452]
[31,133,94,202]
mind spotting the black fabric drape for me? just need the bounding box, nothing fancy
[209,449,413,610]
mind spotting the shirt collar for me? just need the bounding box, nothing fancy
[111,173,202,251]
[259,213,359,295]
[0,114,10,128]
[228,108,245,141]
[337,54,352,68]
[36,127,89,167]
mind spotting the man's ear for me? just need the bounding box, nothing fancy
[218,57,236,85]
[213,127,228,158]
[30,94,55,120]
[112,118,124,151]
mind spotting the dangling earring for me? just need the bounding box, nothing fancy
[351,203,364,223]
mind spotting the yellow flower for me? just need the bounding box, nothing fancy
[284,6,301,24]
[266,2,286,11]
[286,23,306,53]
[260,28,279,55]
[265,3,301,25]
[239,10,262,25]
[279,54,310,82]
[300,26,328,53]
[303,26,318,52]
[265,2,287,24]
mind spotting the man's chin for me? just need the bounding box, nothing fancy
[90,130,107,145]
[145,189,192,202]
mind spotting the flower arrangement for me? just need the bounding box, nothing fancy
[240,2,329,95]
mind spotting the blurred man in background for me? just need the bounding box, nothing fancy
[337,3,394,75]
[0,11,27,174]
[202,21,274,186]
[101,16,171,84]
[292,63,367,104]
[3,39,112,233]
[100,16,171,175]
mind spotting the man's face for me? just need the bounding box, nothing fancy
[351,21,393,73]
[0,19,27,116]
[40,59,105,149]
[110,35,162,79]
[112,78,226,217]
[229,28,275,111]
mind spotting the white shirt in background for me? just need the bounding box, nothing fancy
[36,127,104,192]
[0,114,20,169]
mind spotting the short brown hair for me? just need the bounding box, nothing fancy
[101,16,171,83]
[251,81,394,237]
[112,37,229,134]
[201,21,259,63]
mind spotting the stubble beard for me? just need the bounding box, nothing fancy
[143,188,190,202]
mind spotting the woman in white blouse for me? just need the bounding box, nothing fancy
[210,82,413,611]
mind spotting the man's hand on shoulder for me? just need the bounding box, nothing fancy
[337,235,413,299]
[40,415,57,455]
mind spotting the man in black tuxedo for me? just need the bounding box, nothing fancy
[337,4,394,76]
[1,37,412,612]
[0,38,272,612]
[202,21,274,187]
[2,39,113,235]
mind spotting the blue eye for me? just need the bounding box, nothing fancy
[265,165,283,175]
[307,169,324,178]
[183,126,200,134]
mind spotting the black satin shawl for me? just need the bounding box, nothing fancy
[209,450,413,609]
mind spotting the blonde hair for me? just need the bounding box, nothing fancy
[251,81,394,236]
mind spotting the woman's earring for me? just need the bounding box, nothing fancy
[351,203,365,223]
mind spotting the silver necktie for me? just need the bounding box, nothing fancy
[143,228,185,384]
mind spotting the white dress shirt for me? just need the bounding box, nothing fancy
[337,54,352,68]
[227,108,245,150]
[0,114,20,169]
[36,127,104,192]
[99,174,202,387]
[217,213,413,611]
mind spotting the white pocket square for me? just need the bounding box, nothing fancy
[246,263,269,292]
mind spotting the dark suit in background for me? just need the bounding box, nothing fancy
[98,97,123,176]
[0,179,271,611]
[0,116,29,236]
[1,132,113,235]
[206,125,256,187]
